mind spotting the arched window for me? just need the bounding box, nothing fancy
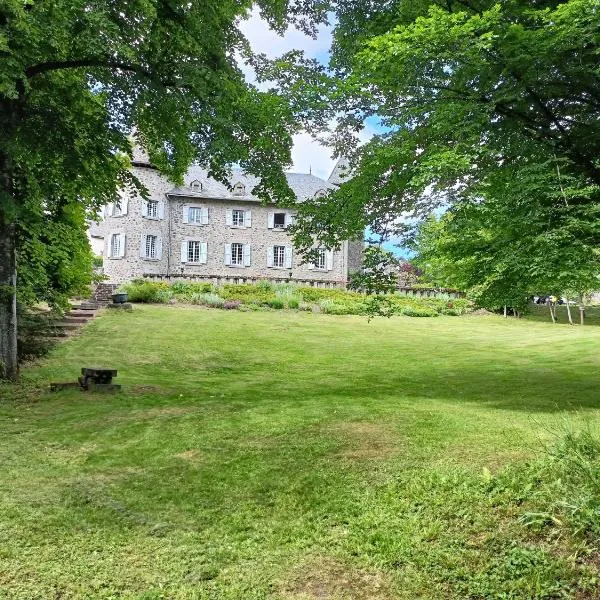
[314,189,327,198]
[232,182,245,196]
[190,180,202,192]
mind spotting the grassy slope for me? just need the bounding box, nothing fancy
[1,307,599,599]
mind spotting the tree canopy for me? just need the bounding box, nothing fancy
[288,0,600,296]
[0,0,328,378]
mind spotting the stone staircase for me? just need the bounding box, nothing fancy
[52,301,99,337]
[92,283,119,304]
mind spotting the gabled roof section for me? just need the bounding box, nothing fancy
[168,167,336,204]
[328,157,351,186]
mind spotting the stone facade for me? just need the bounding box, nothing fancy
[94,158,363,286]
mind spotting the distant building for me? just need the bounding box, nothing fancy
[91,152,363,286]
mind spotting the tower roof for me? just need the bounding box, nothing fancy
[328,157,351,186]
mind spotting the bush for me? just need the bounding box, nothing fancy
[266,298,285,309]
[171,282,215,298]
[255,280,275,292]
[287,297,300,310]
[17,307,61,361]
[121,280,171,303]
[319,299,354,315]
[223,300,241,310]
[400,306,439,317]
[191,292,225,308]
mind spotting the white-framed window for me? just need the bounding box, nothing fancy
[268,211,294,229]
[139,234,162,260]
[183,205,208,225]
[190,180,202,191]
[110,233,122,258]
[226,208,252,228]
[141,199,163,220]
[267,245,293,269]
[273,245,285,268]
[232,209,245,226]
[314,189,328,198]
[106,198,128,218]
[232,182,245,196]
[315,248,327,270]
[308,247,334,271]
[181,240,207,264]
[231,242,244,265]
[224,243,251,267]
[146,234,157,259]
[107,232,125,258]
[147,200,158,218]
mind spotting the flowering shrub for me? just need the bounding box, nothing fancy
[222,300,241,310]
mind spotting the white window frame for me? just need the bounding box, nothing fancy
[145,234,158,259]
[181,240,208,264]
[315,248,326,270]
[267,245,293,269]
[106,197,128,218]
[140,233,162,261]
[226,208,251,228]
[230,242,244,266]
[273,245,285,268]
[183,205,208,225]
[147,200,158,219]
[232,182,245,196]
[107,232,126,259]
[224,243,251,268]
[308,248,333,271]
[232,209,245,227]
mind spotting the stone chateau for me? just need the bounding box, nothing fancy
[91,149,362,286]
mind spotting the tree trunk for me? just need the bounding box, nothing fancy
[0,221,18,379]
[565,297,573,325]
[549,302,556,324]
[503,305,507,318]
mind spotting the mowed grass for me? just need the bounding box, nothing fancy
[1,306,600,599]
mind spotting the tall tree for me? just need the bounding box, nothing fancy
[285,0,600,283]
[411,152,600,310]
[0,0,327,379]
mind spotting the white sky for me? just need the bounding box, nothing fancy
[239,12,349,181]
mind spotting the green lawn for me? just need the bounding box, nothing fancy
[1,306,600,599]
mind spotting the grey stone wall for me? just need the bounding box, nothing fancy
[96,165,354,285]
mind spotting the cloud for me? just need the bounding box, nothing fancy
[239,11,332,61]
[238,11,384,180]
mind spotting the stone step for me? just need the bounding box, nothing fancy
[70,303,99,311]
[55,322,83,330]
[68,310,97,318]
[62,316,90,324]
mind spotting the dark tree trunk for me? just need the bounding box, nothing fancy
[0,220,17,379]
[0,127,18,379]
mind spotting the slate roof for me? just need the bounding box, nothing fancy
[167,167,336,203]
[328,157,351,186]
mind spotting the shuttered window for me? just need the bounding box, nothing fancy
[273,245,285,268]
[145,235,157,259]
[231,243,244,265]
[315,248,326,270]
[110,234,121,257]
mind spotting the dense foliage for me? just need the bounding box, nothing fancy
[119,279,472,316]
[412,157,600,310]
[283,0,600,301]
[0,0,328,378]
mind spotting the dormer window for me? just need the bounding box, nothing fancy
[190,180,202,192]
[232,182,245,196]
[314,189,327,198]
